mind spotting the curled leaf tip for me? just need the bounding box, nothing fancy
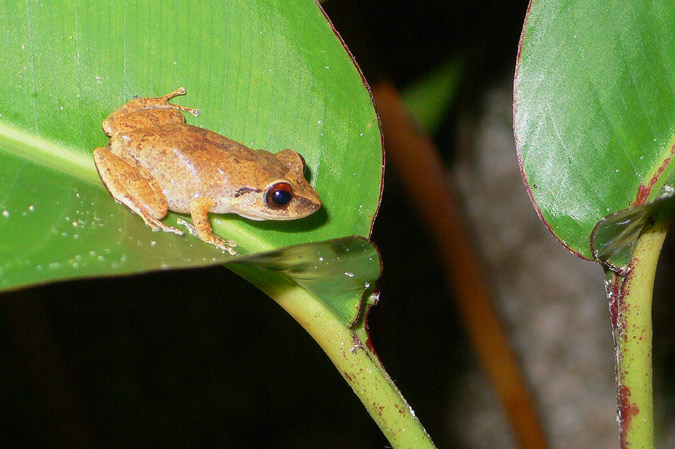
[591,186,675,274]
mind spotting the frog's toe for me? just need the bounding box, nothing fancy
[176,217,197,235]
[208,234,238,256]
[145,216,184,236]
[217,242,239,256]
[162,87,187,99]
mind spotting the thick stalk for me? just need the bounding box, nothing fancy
[604,219,666,449]
[231,264,436,449]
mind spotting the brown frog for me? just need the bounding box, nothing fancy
[93,87,321,255]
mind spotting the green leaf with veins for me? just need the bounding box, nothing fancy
[0,4,442,448]
[0,0,383,294]
[515,0,675,259]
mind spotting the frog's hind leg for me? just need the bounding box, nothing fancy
[94,147,183,236]
[102,87,201,136]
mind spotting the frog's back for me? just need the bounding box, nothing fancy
[115,123,261,171]
[133,123,256,157]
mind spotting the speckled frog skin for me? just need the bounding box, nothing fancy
[93,87,321,255]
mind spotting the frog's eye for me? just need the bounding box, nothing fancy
[265,182,294,208]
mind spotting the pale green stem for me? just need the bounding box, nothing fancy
[231,265,436,449]
[606,218,666,449]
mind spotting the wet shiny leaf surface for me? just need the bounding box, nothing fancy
[0,0,383,294]
[515,0,675,259]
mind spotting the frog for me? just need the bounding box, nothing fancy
[93,87,322,256]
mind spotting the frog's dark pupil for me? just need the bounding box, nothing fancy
[266,182,293,208]
[272,189,292,205]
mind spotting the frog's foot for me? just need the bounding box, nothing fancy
[178,217,238,256]
[144,216,184,235]
[176,217,196,235]
[159,87,200,117]
[102,87,200,135]
[94,147,183,236]
[186,197,239,256]
[162,86,187,99]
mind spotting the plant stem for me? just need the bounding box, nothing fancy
[604,218,667,449]
[231,264,437,449]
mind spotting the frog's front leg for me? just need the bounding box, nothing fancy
[186,197,238,255]
[102,87,201,136]
[93,147,183,236]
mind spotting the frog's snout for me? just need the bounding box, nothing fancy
[296,196,321,216]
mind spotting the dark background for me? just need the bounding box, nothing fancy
[3,1,672,448]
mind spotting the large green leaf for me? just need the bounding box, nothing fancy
[0,5,441,446]
[0,0,383,291]
[514,0,675,259]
